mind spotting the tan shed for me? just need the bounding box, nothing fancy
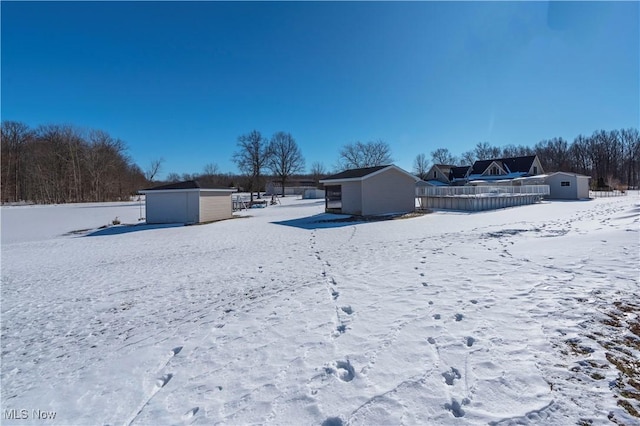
[320,165,419,216]
[139,180,235,224]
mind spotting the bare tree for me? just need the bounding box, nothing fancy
[145,158,164,182]
[166,172,181,183]
[338,140,392,169]
[267,132,304,197]
[413,153,430,180]
[202,163,220,176]
[232,130,271,202]
[310,161,326,186]
[460,150,476,166]
[1,121,32,202]
[430,148,457,165]
[474,142,501,160]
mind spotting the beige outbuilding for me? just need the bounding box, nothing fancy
[544,172,591,200]
[320,165,419,216]
[139,180,235,224]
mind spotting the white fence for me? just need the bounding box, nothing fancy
[417,185,550,197]
[416,185,550,211]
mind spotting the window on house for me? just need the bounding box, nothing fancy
[533,166,538,175]
[561,181,570,187]
[434,171,437,179]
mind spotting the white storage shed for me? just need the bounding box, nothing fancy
[139,181,236,224]
[545,172,591,200]
[319,165,419,216]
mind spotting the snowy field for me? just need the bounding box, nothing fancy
[1,194,639,425]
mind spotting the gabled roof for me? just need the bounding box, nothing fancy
[141,180,235,192]
[471,155,538,175]
[450,166,472,179]
[320,164,419,183]
[322,165,389,181]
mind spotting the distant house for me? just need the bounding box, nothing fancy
[320,165,420,216]
[423,164,473,186]
[467,155,544,182]
[139,180,236,224]
[545,172,591,200]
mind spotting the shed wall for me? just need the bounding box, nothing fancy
[199,192,232,222]
[340,182,363,215]
[545,174,590,199]
[361,168,416,215]
[146,192,199,224]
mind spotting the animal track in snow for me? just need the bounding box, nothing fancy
[333,360,355,382]
[442,367,461,385]
[465,336,475,347]
[182,406,199,421]
[155,373,173,388]
[340,306,353,315]
[427,337,436,344]
[321,417,344,426]
[433,314,441,320]
[444,398,466,417]
[331,289,339,300]
[454,313,464,321]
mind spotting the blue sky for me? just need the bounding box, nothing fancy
[2,1,638,178]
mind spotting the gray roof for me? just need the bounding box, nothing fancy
[321,165,390,181]
[142,180,233,191]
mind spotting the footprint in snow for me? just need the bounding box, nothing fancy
[171,346,183,356]
[442,367,461,386]
[340,306,353,315]
[155,373,173,388]
[444,398,466,417]
[326,360,355,382]
[433,314,441,320]
[182,407,199,421]
[455,313,464,321]
[466,336,475,347]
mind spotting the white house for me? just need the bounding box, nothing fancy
[139,181,236,224]
[320,165,419,216]
[545,172,591,200]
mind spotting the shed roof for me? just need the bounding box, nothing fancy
[141,180,235,192]
[322,165,389,181]
[319,165,420,183]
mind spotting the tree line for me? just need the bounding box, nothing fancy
[1,121,147,204]
[2,120,638,205]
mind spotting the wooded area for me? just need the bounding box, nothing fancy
[2,120,639,204]
[1,121,147,204]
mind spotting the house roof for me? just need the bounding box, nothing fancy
[546,171,591,179]
[141,180,235,192]
[450,166,472,179]
[471,155,538,175]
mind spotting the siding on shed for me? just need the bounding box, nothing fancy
[199,191,232,222]
[340,182,363,215]
[546,173,590,200]
[146,192,199,224]
[361,168,417,215]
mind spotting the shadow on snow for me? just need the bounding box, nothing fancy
[83,223,184,237]
[272,213,391,230]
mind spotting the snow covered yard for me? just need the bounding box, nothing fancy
[1,194,639,425]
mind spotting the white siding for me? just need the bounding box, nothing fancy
[146,192,198,224]
[199,192,232,222]
[361,168,416,215]
[340,182,362,215]
[546,173,590,200]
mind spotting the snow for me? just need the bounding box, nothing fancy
[1,194,639,425]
